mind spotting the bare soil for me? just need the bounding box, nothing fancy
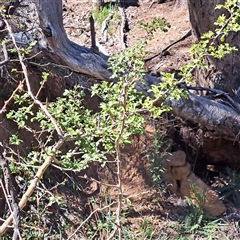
[1,0,240,239]
[59,1,240,239]
[64,0,192,72]
[60,0,240,239]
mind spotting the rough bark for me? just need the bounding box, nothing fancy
[187,0,240,96]
[33,0,111,80]
[165,93,240,139]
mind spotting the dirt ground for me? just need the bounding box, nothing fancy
[64,0,191,72]
[60,0,240,239]
[1,0,240,239]
[58,1,240,239]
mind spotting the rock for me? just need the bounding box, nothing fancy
[161,150,226,217]
[171,162,191,180]
[163,150,186,167]
[162,170,178,192]
[162,150,187,192]
[180,174,226,217]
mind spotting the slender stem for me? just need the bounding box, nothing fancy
[0,80,24,114]
[4,20,64,138]
[108,82,128,240]
[0,20,66,236]
[0,139,65,236]
[67,202,116,240]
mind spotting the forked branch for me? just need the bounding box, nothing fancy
[0,139,65,236]
[0,19,68,236]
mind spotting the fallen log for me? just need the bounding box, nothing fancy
[32,0,240,142]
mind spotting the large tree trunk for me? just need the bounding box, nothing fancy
[165,93,240,139]
[188,0,240,96]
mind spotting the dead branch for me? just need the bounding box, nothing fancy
[144,29,192,62]
[0,154,21,239]
[0,139,65,236]
[165,92,240,139]
[5,19,64,138]
[0,80,24,114]
[101,11,113,40]
[185,85,240,113]
[90,16,99,54]
[118,2,127,49]
[33,0,111,79]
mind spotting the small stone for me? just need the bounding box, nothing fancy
[161,150,226,217]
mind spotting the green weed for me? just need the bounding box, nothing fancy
[91,3,115,25]
[147,130,172,187]
[137,17,171,39]
[217,166,240,208]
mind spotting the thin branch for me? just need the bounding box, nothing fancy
[78,175,117,188]
[0,154,22,240]
[67,201,116,240]
[28,61,77,73]
[4,19,64,138]
[108,82,128,240]
[0,80,24,114]
[144,29,192,62]
[0,43,9,66]
[0,138,65,236]
[0,179,13,218]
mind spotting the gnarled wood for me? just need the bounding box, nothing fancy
[33,0,111,80]
[165,93,240,139]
